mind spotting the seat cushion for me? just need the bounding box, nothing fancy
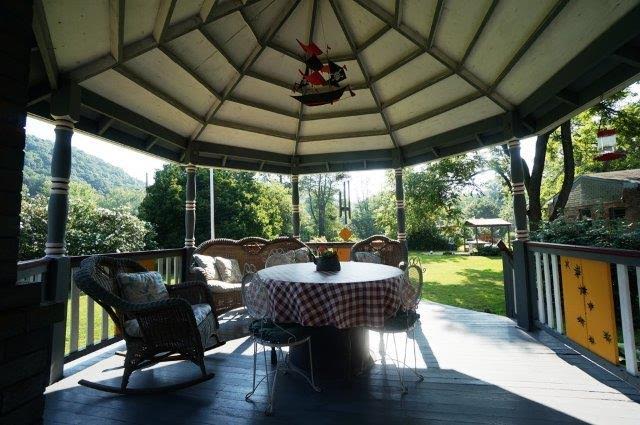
[193,254,220,280]
[383,309,420,332]
[117,271,168,304]
[355,251,382,264]
[124,303,212,338]
[214,257,243,283]
[206,279,242,293]
[249,320,309,345]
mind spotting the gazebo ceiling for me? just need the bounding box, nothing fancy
[28,0,640,174]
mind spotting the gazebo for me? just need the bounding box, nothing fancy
[463,218,512,251]
[3,1,640,423]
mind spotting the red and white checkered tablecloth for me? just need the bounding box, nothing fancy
[249,262,415,329]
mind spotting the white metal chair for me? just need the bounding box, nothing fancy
[372,257,425,394]
[241,272,320,415]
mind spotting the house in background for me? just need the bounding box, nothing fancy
[552,169,640,221]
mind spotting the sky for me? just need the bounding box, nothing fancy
[25,115,538,198]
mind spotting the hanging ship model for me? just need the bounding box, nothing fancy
[291,40,355,106]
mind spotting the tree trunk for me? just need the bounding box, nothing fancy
[527,131,551,231]
[549,121,575,221]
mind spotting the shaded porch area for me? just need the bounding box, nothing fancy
[44,301,640,425]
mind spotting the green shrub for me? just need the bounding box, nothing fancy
[407,224,449,251]
[532,218,640,250]
[472,245,502,257]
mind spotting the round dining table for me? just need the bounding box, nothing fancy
[254,261,413,380]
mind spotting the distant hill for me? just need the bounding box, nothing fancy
[23,134,144,196]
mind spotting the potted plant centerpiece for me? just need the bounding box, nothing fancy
[314,245,341,272]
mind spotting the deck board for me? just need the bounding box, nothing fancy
[45,302,640,424]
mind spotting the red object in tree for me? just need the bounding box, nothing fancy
[594,151,626,161]
[596,129,617,138]
[297,39,323,56]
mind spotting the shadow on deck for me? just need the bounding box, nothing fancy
[45,302,640,424]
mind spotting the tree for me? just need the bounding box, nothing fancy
[300,173,345,239]
[350,197,383,239]
[99,187,145,214]
[139,165,292,248]
[19,182,155,260]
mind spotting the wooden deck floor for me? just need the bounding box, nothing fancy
[45,302,640,424]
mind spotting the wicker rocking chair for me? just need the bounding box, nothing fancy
[350,235,406,269]
[73,256,224,394]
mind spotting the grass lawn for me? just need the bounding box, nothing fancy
[409,251,506,316]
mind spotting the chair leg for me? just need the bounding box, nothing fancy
[307,339,321,392]
[411,327,424,381]
[271,347,277,365]
[245,340,258,401]
[391,333,408,395]
[262,345,277,416]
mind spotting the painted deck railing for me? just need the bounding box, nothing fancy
[526,242,640,377]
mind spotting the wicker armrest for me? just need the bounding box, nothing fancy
[398,261,407,270]
[129,298,202,350]
[188,266,208,283]
[167,281,219,328]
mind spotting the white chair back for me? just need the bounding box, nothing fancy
[265,248,295,268]
[241,272,270,320]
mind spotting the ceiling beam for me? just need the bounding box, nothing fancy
[427,0,444,49]
[613,45,640,68]
[109,0,125,63]
[153,0,178,43]
[114,66,205,124]
[32,0,58,89]
[197,141,292,164]
[394,0,402,27]
[80,89,188,150]
[294,0,318,158]
[97,116,114,135]
[267,42,356,64]
[158,46,222,100]
[491,0,569,89]
[370,49,422,84]
[299,129,389,143]
[330,0,402,154]
[227,95,299,119]
[199,0,218,22]
[460,0,498,66]
[357,25,390,53]
[193,0,301,143]
[65,0,262,83]
[198,28,240,72]
[301,107,379,121]
[392,93,484,131]
[354,0,512,111]
[381,70,453,108]
[209,118,296,140]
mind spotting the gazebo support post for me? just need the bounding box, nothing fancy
[508,140,533,330]
[292,174,300,239]
[183,164,197,279]
[45,82,80,383]
[395,168,408,263]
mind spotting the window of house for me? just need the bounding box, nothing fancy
[609,207,626,220]
[579,208,591,219]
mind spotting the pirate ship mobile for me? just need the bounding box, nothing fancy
[291,39,355,106]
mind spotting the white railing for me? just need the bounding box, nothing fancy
[528,242,639,377]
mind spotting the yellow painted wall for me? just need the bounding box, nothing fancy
[561,256,618,364]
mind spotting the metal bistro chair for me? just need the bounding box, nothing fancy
[73,256,224,394]
[242,272,320,415]
[372,257,425,394]
[264,248,295,268]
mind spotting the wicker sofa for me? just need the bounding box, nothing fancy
[188,237,310,315]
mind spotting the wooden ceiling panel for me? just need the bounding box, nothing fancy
[297,135,393,155]
[81,69,200,137]
[375,52,447,104]
[200,124,295,154]
[202,12,259,67]
[360,30,416,76]
[299,113,386,138]
[395,97,503,146]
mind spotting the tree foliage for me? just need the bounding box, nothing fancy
[299,173,345,239]
[19,182,155,260]
[139,165,291,248]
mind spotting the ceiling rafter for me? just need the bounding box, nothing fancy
[299,128,388,143]
[32,0,58,90]
[301,107,380,121]
[294,0,318,158]
[357,25,391,53]
[109,0,125,63]
[190,0,301,144]
[394,0,402,27]
[66,0,262,83]
[427,0,444,49]
[209,118,295,140]
[369,49,422,84]
[114,66,205,124]
[267,42,356,64]
[97,117,114,135]
[391,93,483,131]
[329,0,402,154]
[353,0,512,111]
[491,0,569,89]
[460,0,499,66]
[199,0,218,22]
[153,0,177,43]
[381,70,453,109]
[158,45,222,101]
[198,28,240,72]
[227,95,298,119]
